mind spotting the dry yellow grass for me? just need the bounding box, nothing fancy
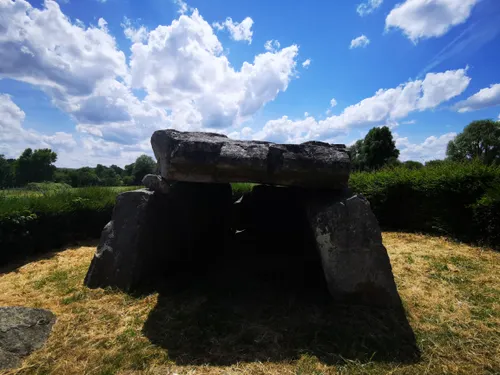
[0,233,499,375]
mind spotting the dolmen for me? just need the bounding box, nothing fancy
[84,130,403,309]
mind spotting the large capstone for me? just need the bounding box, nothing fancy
[151,129,350,190]
[84,183,232,293]
[0,307,56,370]
[305,193,402,308]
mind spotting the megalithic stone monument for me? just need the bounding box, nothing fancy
[84,129,403,309]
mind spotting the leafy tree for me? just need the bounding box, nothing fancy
[403,160,424,170]
[362,127,400,170]
[69,168,100,187]
[53,165,124,187]
[0,155,15,188]
[348,139,365,171]
[349,126,400,171]
[122,175,135,186]
[95,164,106,178]
[100,168,122,186]
[53,169,72,185]
[132,155,157,184]
[94,164,122,186]
[110,164,124,177]
[124,163,135,177]
[15,148,57,186]
[385,157,402,168]
[446,120,500,165]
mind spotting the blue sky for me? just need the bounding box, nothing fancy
[1,0,500,167]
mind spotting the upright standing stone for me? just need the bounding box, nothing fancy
[151,129,350,190]
[84,183,232,292]
[305,193,403,308]
[84,189,165,292]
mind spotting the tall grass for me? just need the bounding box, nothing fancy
[0,186,137,216]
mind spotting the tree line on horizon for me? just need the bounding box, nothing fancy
[349,119,500,171]
[0,119,499,189]
[0,150,157,189]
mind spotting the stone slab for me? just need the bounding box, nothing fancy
[151,130,350,189]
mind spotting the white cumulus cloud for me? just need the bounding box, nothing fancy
[122,17,148,43]
[402,119,416,125]
[0,94,76,158]
[418,67,471,109]
[350,35,370,49]
[253,68,470,143]
[302,59,311,68]
[357,0,383,16]
[213,17,254,44]
[386,0,479,42]
[173,0,188,14]
[130,10,298,129]
[0,0,127,99]
[264,39,280,52]
[0,1,300,165]
[330,98,338,107]
[396,132,456,161]
[455,83,500,112]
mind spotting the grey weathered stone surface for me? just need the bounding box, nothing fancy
[305,193,403,308]
[142,174,170,194]
[84,189,161,292]
[151,129,350,189]
[84,183,232,293]
[0,307,56,370]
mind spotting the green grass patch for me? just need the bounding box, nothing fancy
[231,182,255,197]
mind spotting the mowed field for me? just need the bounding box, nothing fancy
[0,233,498,375]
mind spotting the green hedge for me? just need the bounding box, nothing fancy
[349,161,500,248]
[1,165,498,266]
[0,187,137,265]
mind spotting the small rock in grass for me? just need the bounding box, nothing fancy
[0,307,56,370]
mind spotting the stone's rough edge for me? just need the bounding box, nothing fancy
[151,128,348,153]
[142,174,170,194]
[151,129,351,189]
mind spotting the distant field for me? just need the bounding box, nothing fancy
[0,186,136,198]
[0,233,498,375]
[0,186,139,212]
[0,184,252,199]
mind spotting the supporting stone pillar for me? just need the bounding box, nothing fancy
[305,193,402,308]
[84,182,232,293]
[84,189,166,292]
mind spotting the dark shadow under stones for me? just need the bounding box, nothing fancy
[142,186,420,366]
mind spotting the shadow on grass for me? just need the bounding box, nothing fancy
[143,255,420,366]
[0,239,99,275]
